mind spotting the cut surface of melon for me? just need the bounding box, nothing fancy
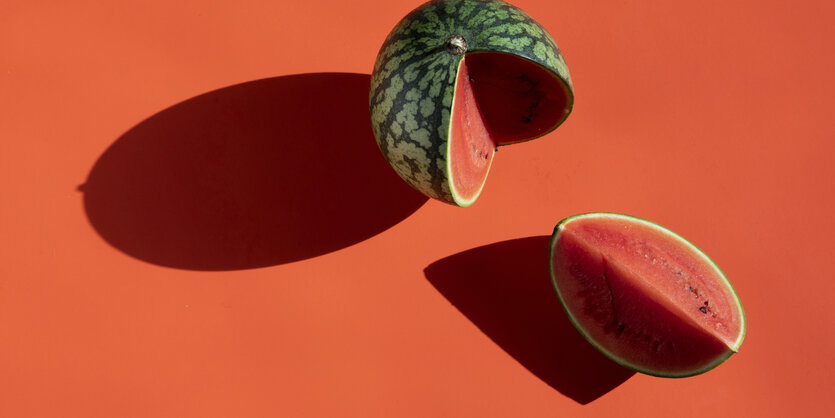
[549,213,746,377]
[447,52,571,205]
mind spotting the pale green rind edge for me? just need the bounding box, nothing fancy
[547,212,747,378]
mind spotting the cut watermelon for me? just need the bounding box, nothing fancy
[369,0,574,206]
[549,213,746,377]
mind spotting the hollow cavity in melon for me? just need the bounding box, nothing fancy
[448,52,571,206]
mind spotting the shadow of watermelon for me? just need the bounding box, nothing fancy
[425,236,635,404]
[81,73,428,271]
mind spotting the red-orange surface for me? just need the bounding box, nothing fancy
[2,0,833,416]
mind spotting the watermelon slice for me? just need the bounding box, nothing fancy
[549,213,746,377]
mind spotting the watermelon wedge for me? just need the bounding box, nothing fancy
[549,213,746,377]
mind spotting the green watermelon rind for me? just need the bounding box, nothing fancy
[548,212,746,378]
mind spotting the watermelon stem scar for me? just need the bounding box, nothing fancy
[444,35,467,55]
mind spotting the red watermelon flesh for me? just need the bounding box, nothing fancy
[448,57,495,203]
[550,213,746,377]
[448,53,571,204]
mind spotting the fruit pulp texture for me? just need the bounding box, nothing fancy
[551,218,742,373]
[449,57,495,201]
[449,52,569,200]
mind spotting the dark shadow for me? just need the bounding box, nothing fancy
[424,236,634,404]
[81,73,428,270]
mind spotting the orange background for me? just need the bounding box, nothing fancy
[2,0,834,416]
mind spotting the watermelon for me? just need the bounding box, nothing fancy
[549,213,746,377]
[370,0,574,206]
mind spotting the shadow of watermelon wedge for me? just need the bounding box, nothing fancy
[81,73,427,271]
[425,236,634,404]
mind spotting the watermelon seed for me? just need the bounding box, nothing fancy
[616,323,626,336]
[444,35,467,55]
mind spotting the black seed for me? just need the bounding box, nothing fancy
[699,306,708,313]
[616,323,626,336]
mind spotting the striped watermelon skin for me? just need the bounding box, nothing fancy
[369,0,574,205]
